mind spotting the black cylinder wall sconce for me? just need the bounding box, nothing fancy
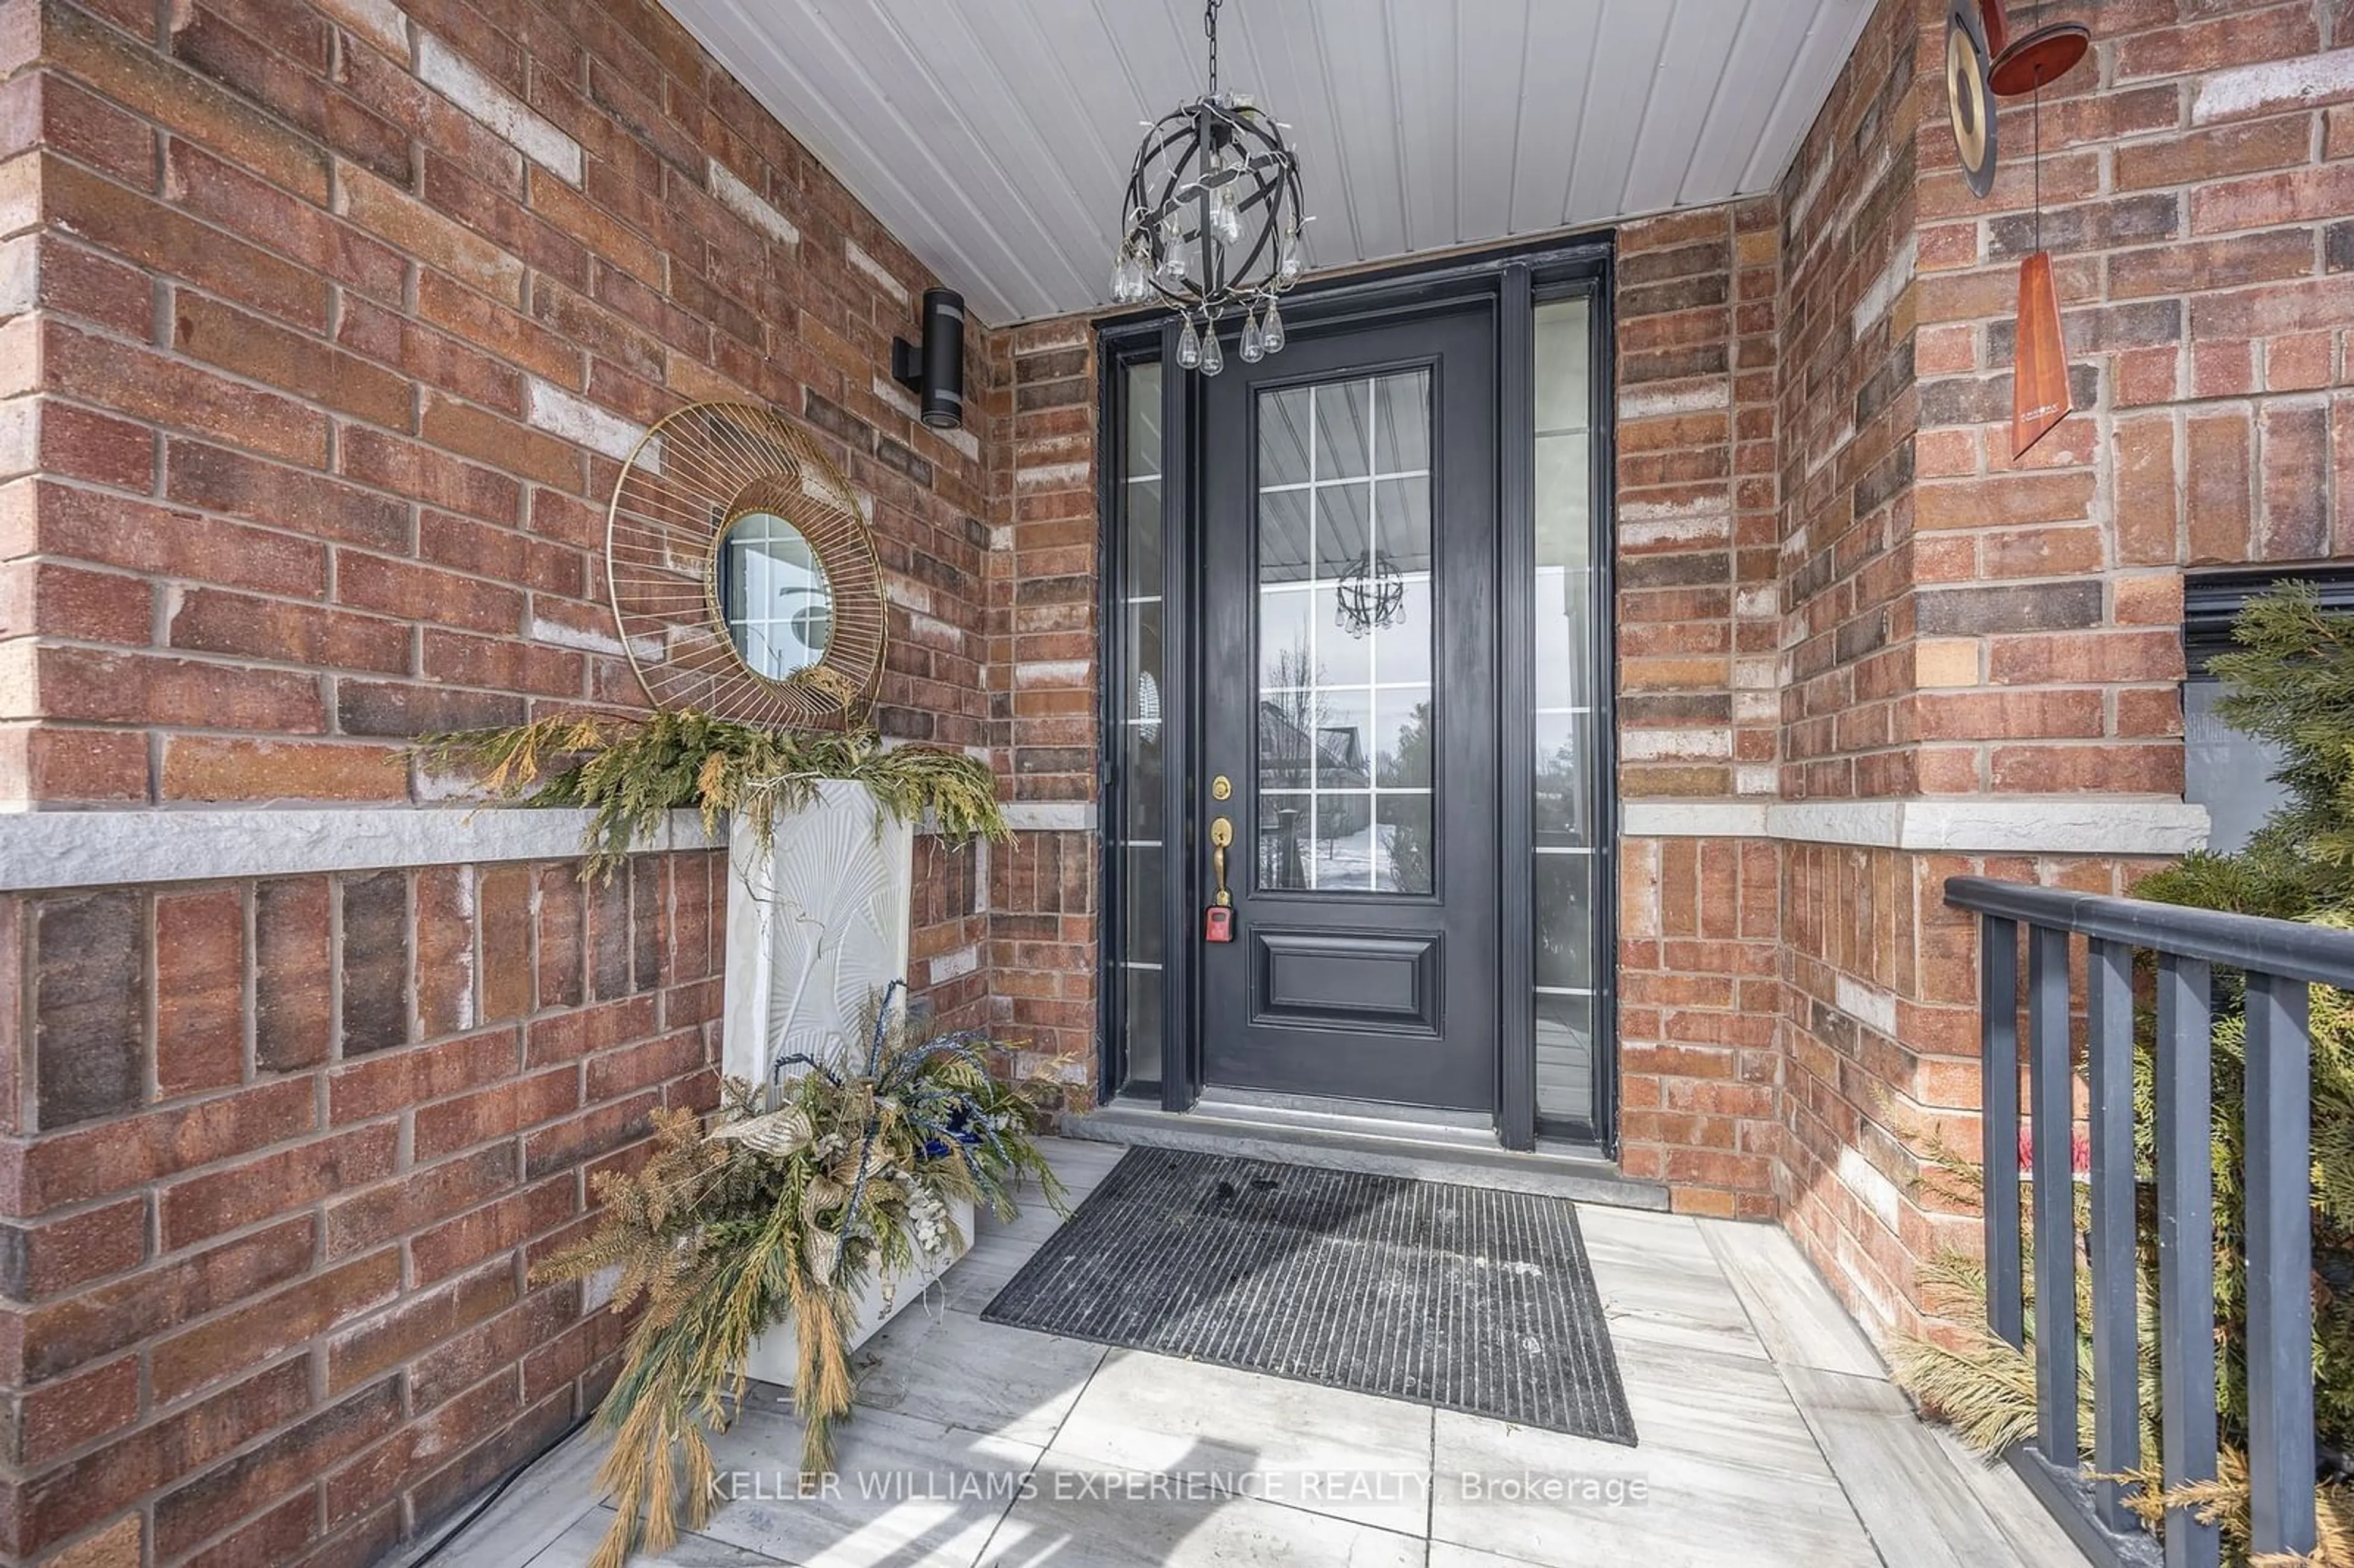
[891,288,965,430]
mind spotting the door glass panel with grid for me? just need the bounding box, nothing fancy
[1254,371,1435,899]
[1199,307,1498,1110]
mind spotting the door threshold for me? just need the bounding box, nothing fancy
[1068,1096,1670,1212]
[1195,1087,1497,1144]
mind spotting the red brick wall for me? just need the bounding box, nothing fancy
[1777,0,1922,804]
[1898,0,2354,802]
[1612,201,1788,1216]
[1778,843,2180,1332]
[0,0,1007,1561]
[0,0,994,799]
[1770,0,2354,1341]
[1614,832,1784,1216]
[0,848,723,1567]
[983,321,1101,1102]
[1769,0,1937,1328]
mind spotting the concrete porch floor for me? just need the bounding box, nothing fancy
[425,1140,2086,1568]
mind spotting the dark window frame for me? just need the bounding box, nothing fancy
[1095,232,1621,1154]
[1096,342,1178,1100]
[2181,566,2354,857]
[2182,566,2354,672]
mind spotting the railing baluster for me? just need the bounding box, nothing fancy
[1945,876,2354,1566]
[2243,970,2315,1558]
[2155,953,2219,1568]
[2085,937,2139,1532]
[2028,924,2078,1466]
[1982,915,2023,1350]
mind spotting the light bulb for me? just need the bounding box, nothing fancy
[1209,194,1243,246]
[1262,299,1285,354]
[1157,242,1187,283]
[1176,317,1202,370]
[1200,325,1224,375]
[1110,251,1133,301]
[1277,223,1303,282]
[1240,308,1263,363]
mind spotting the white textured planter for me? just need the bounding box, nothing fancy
[720,780,965,1390]
[722,780,914,1084]
[741,1193,975,1388]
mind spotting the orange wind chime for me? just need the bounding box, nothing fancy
[1944,0,2092,458]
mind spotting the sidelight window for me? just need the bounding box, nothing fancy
[1530,295,1603,1135]
[1113,362,1168,1084]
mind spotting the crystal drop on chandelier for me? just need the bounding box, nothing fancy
[1112,0,1308,373]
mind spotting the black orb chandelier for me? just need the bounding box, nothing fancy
[1107,0,1307,375]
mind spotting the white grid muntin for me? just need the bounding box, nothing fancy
[1254,370,1435,896]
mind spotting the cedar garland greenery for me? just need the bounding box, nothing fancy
[1891,583,2354,1567]
[417,709,1009,879]
[533,994,1066,1568]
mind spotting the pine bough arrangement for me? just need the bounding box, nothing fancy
[423,708,1056,1568]
[536,986,1065,1568]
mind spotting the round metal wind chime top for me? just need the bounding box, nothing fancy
[1108,0,1307,374]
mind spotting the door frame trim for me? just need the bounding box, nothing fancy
[1095,230,1620,1152]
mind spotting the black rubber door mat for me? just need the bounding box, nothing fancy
[981,1146,1636,1445]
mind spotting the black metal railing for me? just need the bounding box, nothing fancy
[1945,876,2354,1568]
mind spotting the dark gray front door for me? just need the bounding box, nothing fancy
[1199,305,1499,1110]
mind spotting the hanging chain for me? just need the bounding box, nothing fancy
[1205,0,1221,94]
[2032,67,2042,256]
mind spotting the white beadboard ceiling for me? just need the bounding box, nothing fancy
[663,0,1874,325]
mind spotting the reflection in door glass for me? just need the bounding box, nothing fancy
[1114,363,1165,1085]
[1531,297,1598,1132]
[1255,371,1433,895]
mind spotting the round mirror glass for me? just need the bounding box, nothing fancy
[718,511,834,679]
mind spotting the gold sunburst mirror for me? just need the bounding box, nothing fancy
[606,402,886,729]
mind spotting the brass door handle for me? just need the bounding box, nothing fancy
[1209,815,1233,907]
